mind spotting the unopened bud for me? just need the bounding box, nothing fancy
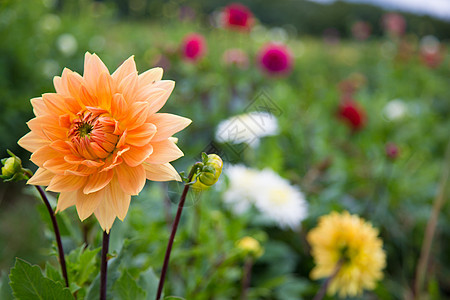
[236,236,264,258]
[1,150,27,182]
[192,153,223,191]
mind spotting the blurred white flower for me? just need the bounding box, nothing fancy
[215,112,279,147]
[223,165,308,229]
[383,99,408,121]
[420,35,440,54]
[57,33,78,57]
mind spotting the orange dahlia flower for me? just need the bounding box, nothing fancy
[18,52,191,232]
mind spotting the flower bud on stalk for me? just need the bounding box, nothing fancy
[236,236,264,258]
[191,153,223,191]
[1,150,29,182]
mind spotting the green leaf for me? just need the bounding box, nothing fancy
[67,245,101,287]
[138,267,159,300]
[44,262,65,285]
[113,271,146,300]
[9,258,74,300]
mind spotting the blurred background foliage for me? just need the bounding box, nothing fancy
[0,0,449,299]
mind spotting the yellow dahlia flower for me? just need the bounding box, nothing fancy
[18,53,191,232]
[307,211,386,298]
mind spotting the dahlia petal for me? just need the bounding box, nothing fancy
[122,144,153,167]
[76,189,104,221]
[111,93,128,120]
[79,84,98,107]
[27,116,66,140]
[18,132,49,152]
[59,114,71,128]
[93,195,116,233]
[125,123,157,147]
[153,80,175,91]
[43,156,78,175]
[42,93,68,115]
[143,162,181,182]
[27,168,54,186]
[112,56,137,86]
[135,87,166,102]
[66,72,85,106]
[54,68,72,97]
[49,140,72,154]
[106,178,131,221]
[83,52,109,93]
[124,102,151,130]
[55,190,77,213]
[64,97,83,114]
[97,72,113,110]
[116,129,127,148]
[118,72,138,104]
[146,139,183,164]
[115,163,146,195]
[147,113,192,142]
[147,86,175,115]
[65,165,97,176]
[30,97,47,117]
[47,174,87,192]
[30,145,60,167]
[138,67,163,87]
[83,169,113,194]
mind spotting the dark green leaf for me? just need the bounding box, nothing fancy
[113,271,146,300]
[9,258,73,300]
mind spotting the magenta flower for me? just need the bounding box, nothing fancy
[258,43,293,76]
[181,33,207,62]
[222,3,253,31]
[337,100,366,131]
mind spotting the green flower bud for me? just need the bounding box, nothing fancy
[191,154,223,191]
[236,236,264,258]
[1,151,27,182]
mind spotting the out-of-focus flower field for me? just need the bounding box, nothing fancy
[0,0,449,299]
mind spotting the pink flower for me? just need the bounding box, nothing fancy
[222,48,249,69]
[352,21,371,41]
[181,33,207,62]
[222,3,253,31]
[337,100,366,131]
[382,13,406,37]
[385,143,399,159]
[258,43,293,76]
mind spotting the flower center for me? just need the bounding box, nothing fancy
[77,122,93,138]
[68,110,119,160]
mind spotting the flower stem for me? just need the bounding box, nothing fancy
[240,258,253,300]
[155,165,199,300]
[25,171,69,288]
[313,259,343,300]
[100,230,110,300]
[414,141,450,299]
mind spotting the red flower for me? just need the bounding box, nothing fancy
[258,43,293,76]
[222,3,253,31]
[181,33,207,62]
[338,100,366,130]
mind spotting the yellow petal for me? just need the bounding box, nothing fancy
[76,188,104,221]
[93,195,116,233]
[47,174,87,192]
[147,113,192,142]
[112,56,137,86]
[55,190,77,213]
[143,162,181,182]
[106,178,131,221]
[83,169,113,194]
[146,139,183,164]
[27,168,54,186]
[122,144,153,167]
[18,132,49,152]
[138,67,163,87]
[115,163,146,195]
